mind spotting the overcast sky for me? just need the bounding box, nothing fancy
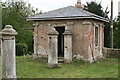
[27,0,119,19]
[2,0,120,18]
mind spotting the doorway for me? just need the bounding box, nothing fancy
[55,27,65,57]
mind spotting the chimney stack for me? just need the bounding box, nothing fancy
[75,0,83,8]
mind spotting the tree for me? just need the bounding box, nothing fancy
[84,1,109,18]
[2,1,40,55]
[113,15,120,49]
[84,1,110,48]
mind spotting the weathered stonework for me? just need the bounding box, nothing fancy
[103,48,120,58]
[1,25,17,79]
[64,28,72,63]
[48,28,59,68]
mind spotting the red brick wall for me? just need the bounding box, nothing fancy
[33,19,104,61]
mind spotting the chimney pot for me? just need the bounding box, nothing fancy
[75,0,83,8]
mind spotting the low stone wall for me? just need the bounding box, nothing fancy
[32,54,48,63]
[103,48,120,58]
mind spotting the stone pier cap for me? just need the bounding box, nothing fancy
[48,28,59,35]
[63,29,73,35]
[0,25,17,36]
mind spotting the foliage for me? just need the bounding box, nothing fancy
[16,56,118,78]
[16,43,28,56]
[104,22,111,48]
[2,1,40,53]
[84,1,109,18]
[113,16,120,48]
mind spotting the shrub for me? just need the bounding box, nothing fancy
[16,43,28,56]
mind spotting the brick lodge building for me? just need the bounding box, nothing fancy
[27,0,108,64]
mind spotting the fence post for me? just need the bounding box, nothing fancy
[1,25,17,79]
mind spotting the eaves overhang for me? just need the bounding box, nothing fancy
[26,16,109,23]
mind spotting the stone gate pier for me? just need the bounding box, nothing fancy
[64,28,72,63]
[1,25,17,79]
[48,28,59,68]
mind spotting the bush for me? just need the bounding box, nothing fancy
[16,43,28,56]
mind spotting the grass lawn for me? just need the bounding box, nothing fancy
[16,56,118,78]
[0,56,1,78]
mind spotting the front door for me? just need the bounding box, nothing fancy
[55,27,65,57]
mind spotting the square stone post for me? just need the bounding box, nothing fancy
[48,28,59,69]
[63,28,72,63]
[1,25,17,79]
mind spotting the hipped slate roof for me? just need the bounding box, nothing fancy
[27,6,108,22]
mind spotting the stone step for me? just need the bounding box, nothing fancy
[58,57,64,63]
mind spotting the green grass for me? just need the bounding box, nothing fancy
[16,56,118,78]
[0,56,2,78]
